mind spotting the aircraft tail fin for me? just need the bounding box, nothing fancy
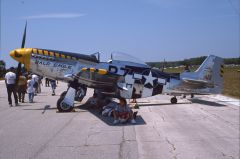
[195,55,224,93]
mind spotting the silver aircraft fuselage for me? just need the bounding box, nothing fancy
[10,48,224,99]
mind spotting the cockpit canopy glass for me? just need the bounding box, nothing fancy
[111,52,149,67]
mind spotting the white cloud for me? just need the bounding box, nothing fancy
[22,13,86,19]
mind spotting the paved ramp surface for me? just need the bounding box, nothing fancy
[0,81,239,159]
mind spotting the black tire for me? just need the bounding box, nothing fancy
[60,91,67,98]
[171,97,177,104]
[57,97,74,112]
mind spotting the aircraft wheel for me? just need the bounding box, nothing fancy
[60,87,86,102]
[170,97,177,104]
[60,91,67,98]
[57,97,73,112]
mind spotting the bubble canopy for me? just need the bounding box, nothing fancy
[110,52,150,68]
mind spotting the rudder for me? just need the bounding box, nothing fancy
[195,55,224,93]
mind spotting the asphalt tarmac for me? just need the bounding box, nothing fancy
[0,81,239,159]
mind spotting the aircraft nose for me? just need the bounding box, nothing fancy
[9,50,16,59]
[9,48,32,70]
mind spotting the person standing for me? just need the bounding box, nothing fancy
[37,76,43,93]
[5,67,18,106]
[45,78,50,87]
[27,75,35,103]
[50,79,56,96]
[17,73,27,103]
[32,74,39,95]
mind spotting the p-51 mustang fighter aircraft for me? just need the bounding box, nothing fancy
[10,23,224,112]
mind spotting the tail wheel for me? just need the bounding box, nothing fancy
[170,97,177,104]
[57,95,73,112]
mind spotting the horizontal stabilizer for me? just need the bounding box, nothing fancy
[180,55,224,94]
[182,78,214,88]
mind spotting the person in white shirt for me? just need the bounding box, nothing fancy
[27,75,35,103]
[32,74,39,95]
[5,67,18,106]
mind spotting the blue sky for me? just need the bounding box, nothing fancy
[0,0,239,68]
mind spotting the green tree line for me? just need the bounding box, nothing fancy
[0,60,6,78]
[147,56,240,68]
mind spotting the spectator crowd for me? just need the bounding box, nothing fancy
[4,67,137,125]
[4,67,57,106]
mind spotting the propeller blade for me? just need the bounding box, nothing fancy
[17,21,27,84]
[21,21,27,48]
[16,62,22,84]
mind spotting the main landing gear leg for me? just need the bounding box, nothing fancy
[170,96,178,104]
[191,93,194,98]
[57,87,76,112]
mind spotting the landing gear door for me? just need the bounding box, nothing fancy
[119,74,135,99]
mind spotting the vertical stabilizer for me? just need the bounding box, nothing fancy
[195,55,224,93]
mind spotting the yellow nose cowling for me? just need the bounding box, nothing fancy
[10,48,32,70]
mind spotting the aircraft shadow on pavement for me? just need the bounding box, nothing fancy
[76,104,146,126]
[189,98,226,107]
[23,104,147,126]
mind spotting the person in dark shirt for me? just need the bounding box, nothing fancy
[45,78,50,87]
